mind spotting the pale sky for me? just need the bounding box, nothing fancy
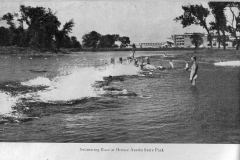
[0,0,223,44]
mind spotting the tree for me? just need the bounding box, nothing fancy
[0,27,10,46]
[209,2,229,50]
[82,31,101,48]
[174,5,213,48]
[190,33,203,48]
[1,5,75,51]
[98,34,116,48]
[17,6,61,49]
[226,2,240,50]
[55,19,75,50]
[1,13,17,45]
[217,35,230,46]
[71,36,81,48]
[118,36,130,47]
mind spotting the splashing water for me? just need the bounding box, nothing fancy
[0,91,18,115]
[21,76,52,86]
[20,64,141,103]
[214,61,240,66]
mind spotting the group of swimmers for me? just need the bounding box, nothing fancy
[110,51,198,86]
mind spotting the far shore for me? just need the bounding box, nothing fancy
[0,46,203,55]
[1,46,240,63]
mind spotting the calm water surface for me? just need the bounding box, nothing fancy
[0,51,239,143]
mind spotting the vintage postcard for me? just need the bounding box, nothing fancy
[0,0,239,159]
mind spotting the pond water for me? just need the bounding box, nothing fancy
[0,51,239,143]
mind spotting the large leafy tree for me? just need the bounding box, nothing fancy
[190,33,203,48]
[118,36,130,47]
[0,27,10,46]
[82,31,101,48]
[98,34,118,48]
[71,36,81,48]
[226,2,240,50]
[209,2,229,50]
[1,13,18,45]
[55,19,75,50]
[174,4,213,48]
[1,5,77,51]
[19,5,61,49]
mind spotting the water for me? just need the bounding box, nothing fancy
[0,51,239,143]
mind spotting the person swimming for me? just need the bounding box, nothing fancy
[157,64,165,70]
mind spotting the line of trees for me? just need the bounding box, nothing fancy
[0,5,81,52]
[0,5,131,52]
[174,2,240,50]
[82,31,130,49]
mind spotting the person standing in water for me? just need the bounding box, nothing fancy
[169,60,174,68]
[139,57,146,70]
[119,57,123,64]
[146,57,150,64]
[184,60,189,71]
[190,56,198,86]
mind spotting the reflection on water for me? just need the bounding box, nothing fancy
[0,51,239,143]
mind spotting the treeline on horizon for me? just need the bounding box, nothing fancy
[1,2,240,52]
[175,2,240,50]
[0,5,131,52]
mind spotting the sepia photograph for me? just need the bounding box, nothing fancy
[0,0,239,156]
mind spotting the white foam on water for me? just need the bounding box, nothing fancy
[21,76,52,86]
[214,61,240,66]
[0,91,18,114]
[98,64,141,77]
[144,64,157,69]
[21,63,141,102]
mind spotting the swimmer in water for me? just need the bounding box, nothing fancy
[134,58,139,66]
[157,64,165,70]
[139,58,146,70]
[145,57,150,64]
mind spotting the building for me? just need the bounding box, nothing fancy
[171,32,237,48]
[139,42,170,48]
[171,33,208,48]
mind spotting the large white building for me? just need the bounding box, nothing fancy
[139,42,171,48]
[171,32,235,48]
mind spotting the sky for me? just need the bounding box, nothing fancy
[0,0,225,44]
